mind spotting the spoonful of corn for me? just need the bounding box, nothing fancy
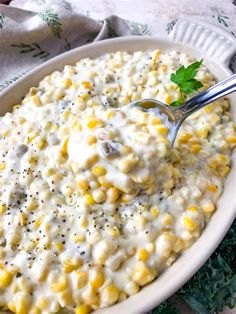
[128,60,236,146]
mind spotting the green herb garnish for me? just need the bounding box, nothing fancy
[170,59,203,106]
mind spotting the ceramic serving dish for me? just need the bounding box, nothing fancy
[0,17,236,314]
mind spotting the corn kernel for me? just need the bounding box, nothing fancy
[30,306,41,314]
[219,166,230,177]
[80,216,88,228]
[146,243,155,253]
[154,124,168,135]
[75,304,92,314]
[217,154,229,166]
[51,275,68,292]
[87,118,104,129]
[62,78,72,88]
[152,49,161,64]
[44,222,51,231]
[92,189,106,203]
[82,287,99,306]
[85,135,97,145]
[15,296,29,314]
[8,300,16,312]
[150,206,159,217]
[37,297,49,310]
[84,153,99,168]
[81,93,89,101]
[160,64,168,72]
[71,162,79,173]
[106,110,115,119]
[188,205,198,212]
[183,217,197,231]
[125,281,140,296]
[169,84,178,91]
[100,285,119,306]
[71,83,79,91]
[178,133,192,143]
[189,138,199,145]
[60,137,69,155]
[208,159,217,169]
[0,202,6,215]
[82,81,92,89]
[62,110,71,121]
[71,234,86,244]
[165,95,173,105]
[0,269,13,288]
[149,116,161,125]
[131,262,154,286]
[206,184,218,192]
[0,162,6,170]
[226,136,236,144]
[19,213,27,226]
[31,95,42,106]
[26,200,37,211]
[29,87,37,96]
[138,248,149,262]
[28,156,38,164]
[97,176,112,188]
[37,268,48,282]
[1,130,9,137]
[162,213,173,226]
[201,200,215,213]
[109,226,120,238]
[118,154,139,173]
[84,194,95,205]
[195,128,209,139]
[190,144,201,154]
[92,165,107,176]
[72,119,82,131]
[63,258,82,273]
[0,247,6,259]
[76,271,88,289]
[76,179,89,192]
[55,242,64,252]
[65,67,76,75]
[36,139,46,150]
[64,185,74,197]
[173,238,184,253]
[17,117,26,125]
[51,124,59,132]
[34,216,44,229]
[89,268,104,288]
[54,89,65,100]
[107,187,120,203]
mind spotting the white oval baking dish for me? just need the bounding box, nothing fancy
[0,17,236,314]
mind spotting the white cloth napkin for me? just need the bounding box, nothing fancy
[0,0,236,93]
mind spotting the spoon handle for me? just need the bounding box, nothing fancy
[173,74,236,119]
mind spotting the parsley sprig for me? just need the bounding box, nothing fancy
[170,59,203,106]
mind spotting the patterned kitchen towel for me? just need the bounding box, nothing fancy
[0,0,236,92]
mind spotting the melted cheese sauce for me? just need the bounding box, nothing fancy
[0,49,235,314]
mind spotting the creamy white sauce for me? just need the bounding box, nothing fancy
[0,49,235,313]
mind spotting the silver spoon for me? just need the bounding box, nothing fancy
[128,74,236,146]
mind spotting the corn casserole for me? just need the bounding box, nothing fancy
[0,49,235,314]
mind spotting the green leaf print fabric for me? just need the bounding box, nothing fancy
[0,0,236,93]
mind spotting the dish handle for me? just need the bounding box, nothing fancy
[169,17,236,68]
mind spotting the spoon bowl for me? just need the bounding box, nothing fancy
[128,74,236,145]
[128,99,181,145]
